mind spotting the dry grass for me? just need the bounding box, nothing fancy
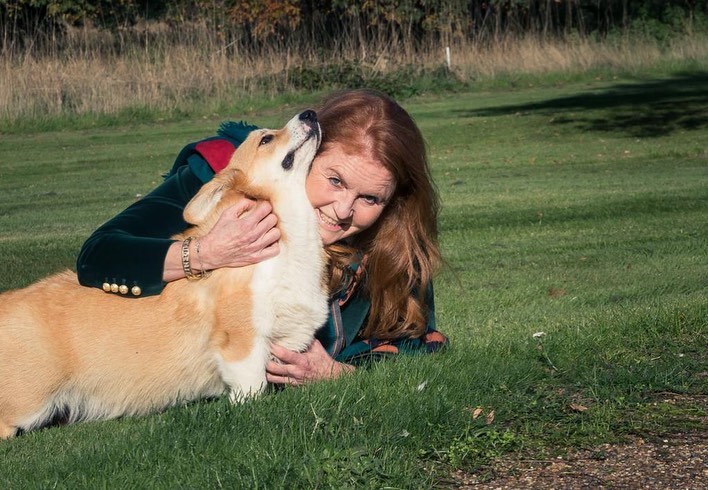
[2,27,707,123]
[0,45,287,120]
[447,33,708,78]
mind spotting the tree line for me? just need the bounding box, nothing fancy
[2,0,706,55]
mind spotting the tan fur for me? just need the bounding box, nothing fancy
[0,113,327,439]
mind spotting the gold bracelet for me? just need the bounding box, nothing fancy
[181,236,211,281]
[181,237,197,280]
[194,238,211,279]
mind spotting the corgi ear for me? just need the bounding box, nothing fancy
[183,179,227,225]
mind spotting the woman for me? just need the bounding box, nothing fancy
[77,89,447,386]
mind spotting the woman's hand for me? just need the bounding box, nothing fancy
[198,197,281,269]
[162,197,280,282]
[266,340,355,385]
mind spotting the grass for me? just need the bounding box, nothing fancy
[0,71,706,487]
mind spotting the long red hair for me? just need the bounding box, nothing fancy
[317,89,441,340]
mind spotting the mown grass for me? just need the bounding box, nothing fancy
[0,71,706,487]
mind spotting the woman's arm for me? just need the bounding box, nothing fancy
[265,283,446,384]
[334,282,447,363]
[161,198,281,282]
[76,164,202,296]
[77,161,280,295]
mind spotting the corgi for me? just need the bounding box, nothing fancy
[0,111,328,439]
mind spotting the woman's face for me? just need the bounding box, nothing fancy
[306,142,396,246]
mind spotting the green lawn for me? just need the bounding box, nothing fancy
[0,73,706,488]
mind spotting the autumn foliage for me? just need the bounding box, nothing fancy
[2,0,706,55]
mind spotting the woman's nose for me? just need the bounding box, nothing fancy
[334,196,355,219]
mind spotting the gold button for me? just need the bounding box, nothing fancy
[131,285,142,296]
[110,283,119,293]
[119,285,129,295]
[102,282,111,292]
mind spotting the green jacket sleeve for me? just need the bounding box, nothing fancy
[75,164,205,296]
[76,121,257,296]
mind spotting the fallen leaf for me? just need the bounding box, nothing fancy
[570,403,588,412]
[549,461,570,472]
[486,410,495,425]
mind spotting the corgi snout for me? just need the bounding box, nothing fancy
[298,109,318,132]
[282,110,321,171]
[286,110,321,148]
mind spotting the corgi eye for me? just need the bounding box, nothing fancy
[260,134,274,146]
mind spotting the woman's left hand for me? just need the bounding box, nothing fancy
[266,340,355,385]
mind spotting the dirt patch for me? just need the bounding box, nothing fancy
[450,394,707,489]
[451,430,707,489]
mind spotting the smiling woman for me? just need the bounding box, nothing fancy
[306,144,396,245]
[76,89,447,386]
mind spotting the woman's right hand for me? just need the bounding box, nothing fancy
[162,197,280,282]
[198,198,281,270]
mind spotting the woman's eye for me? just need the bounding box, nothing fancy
[362,196,379,205]
[260,134,274,145]
[328,177,341,186]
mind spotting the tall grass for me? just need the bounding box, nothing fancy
[2,23,707,129]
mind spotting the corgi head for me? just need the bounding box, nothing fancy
[183,111,321,228]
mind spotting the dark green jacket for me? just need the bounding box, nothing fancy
[77,122,447,363]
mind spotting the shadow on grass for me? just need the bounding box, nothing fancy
[440,187,705,233]
[460,71,708,138]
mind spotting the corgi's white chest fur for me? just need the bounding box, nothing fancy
[213,186,328,403]
[251,189,328,351]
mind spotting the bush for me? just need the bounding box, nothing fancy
[255,60,467,100]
